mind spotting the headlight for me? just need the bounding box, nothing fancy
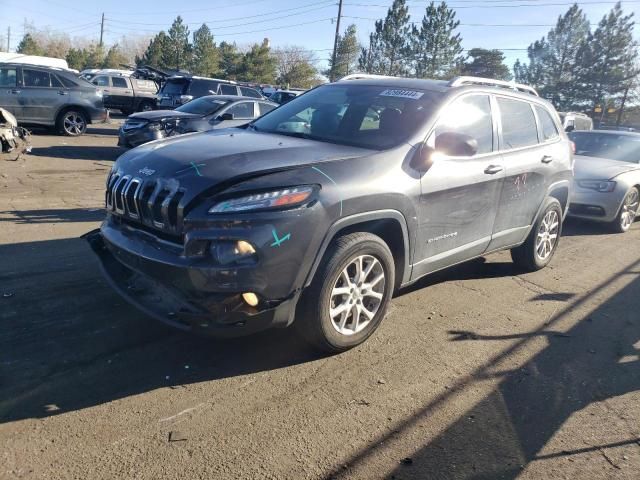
[577,180,617,192]
[147,122,162,131]
[95,89,103,97]
[209,186,314,213]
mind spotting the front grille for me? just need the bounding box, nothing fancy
[106,171,187,234]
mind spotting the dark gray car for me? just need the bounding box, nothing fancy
[85,75,573,352]
[0,63,107,135]
[118,95,277,148]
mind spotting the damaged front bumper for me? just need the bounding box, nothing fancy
[84,227,300,337]
[1,108,31,161]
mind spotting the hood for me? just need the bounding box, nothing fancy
[113,129,374,202]
[126,110,202,121]
[573,155,640,180]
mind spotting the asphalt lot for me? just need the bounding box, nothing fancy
[1,121,639,480]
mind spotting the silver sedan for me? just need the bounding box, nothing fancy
[568,130,640,233]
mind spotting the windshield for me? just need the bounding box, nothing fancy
[569,132,640,163]
[176,97,229,115]
[251,84,438,149]
[161,79,189,95]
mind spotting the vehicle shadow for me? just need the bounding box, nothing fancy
[28,145,123,162]
[561,217,621,237]
[0,208,105,224]
[0,238,321,423]
[329,258,640,479]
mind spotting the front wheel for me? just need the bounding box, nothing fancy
[611,187,639,233]
[511,198,563,272]
[296,232,395,353]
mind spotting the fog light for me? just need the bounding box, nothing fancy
[211,240,257,266]
[242,292,259,307]
[236,240,256,255]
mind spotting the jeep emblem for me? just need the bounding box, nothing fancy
[139,167,156,176]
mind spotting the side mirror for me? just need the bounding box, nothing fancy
[218,112,234,121]
[434,132,478,157]
[410,145,436,171]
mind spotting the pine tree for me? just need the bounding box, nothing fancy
[85,44,105,69]
[239,40,276,83]
[218,41,242,80]
[16,34,44,56]
[575,2,639,111]
[65,48,88,71]
[514,39,549,88]
[461,48,512,80]
[139,32,170,69]
[326,24,359,80]
[358,0,412,76]
[166,16,191,70]
[192,24,219,76]
[410,1,463,79]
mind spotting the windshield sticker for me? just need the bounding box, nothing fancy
[380,89,424,100]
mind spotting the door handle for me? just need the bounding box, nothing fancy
[484,165,503,175]
[541,155,553,164]
[58,90,68,95]
[10,89,20,94]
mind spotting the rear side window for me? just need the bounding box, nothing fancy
[59,76,77,88]
[23,69,53,87]
[226,102,255,119]
[258,102,276,115]
[161,79,188,94]
[189,79,219,97]
[0,67,17,87]
[50,74,64,88]
[112,77,128,88]
[535,106,559,142]
[220,84,238,96]
[240,87,262,98]
[435,94,493,154]
[498,98,539,149]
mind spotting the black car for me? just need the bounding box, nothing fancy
[157,76,264,109]
[118,95,277,148]
[0,63,107,136]
[86,75,573,352]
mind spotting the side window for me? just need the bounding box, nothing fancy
[112,77,128,88]
[189,80,218,97]
[535,105,559,142]
[226,102,255,119]
[0,67,17,87]
[240,87,261,98]
[498,98,539,149]
[270,92,281,103]
[23,69,52,87]
[92,76,110,87]
[435,95,493,154]
[258,102,276,115]
[220,84,237,95]
[59,76,77,88]
[50,74,64,88]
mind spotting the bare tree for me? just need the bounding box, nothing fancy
[273,46,320,88]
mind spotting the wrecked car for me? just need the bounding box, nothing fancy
[118,95,277,148]
[0,107,30,161]
[86,75,573,352]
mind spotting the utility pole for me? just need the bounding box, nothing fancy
[330,0,343,82]
[99,13,105,48]
[7,26,10,52]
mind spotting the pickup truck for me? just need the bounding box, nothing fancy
[87,72,158,115]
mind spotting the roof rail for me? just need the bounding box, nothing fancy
[339,73,399,82]
[449,76,539,96]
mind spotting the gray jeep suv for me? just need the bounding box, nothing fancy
[0,63,107,136]
[85,75,573,352]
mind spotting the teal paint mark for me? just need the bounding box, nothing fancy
[311,166,343,216]
[176,162,206,176]
[270,229,291,247]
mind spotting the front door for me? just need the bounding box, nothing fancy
[413,94,505,278]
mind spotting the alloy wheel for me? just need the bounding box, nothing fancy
[620,188,639,231]
[63,112,86,135]
[535,210,559,260]
[329,254,385,336]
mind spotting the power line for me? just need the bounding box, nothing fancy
[342,15,596,26]
[104,0,274,17]
[346,1,640,9]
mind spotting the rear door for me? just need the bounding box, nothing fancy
[413,93,505,276]
[109,76,133,111]
[20,68,62,123]
[0,66,20,117]
[488,97,560,249]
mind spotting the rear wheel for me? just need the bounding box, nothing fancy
[137,100,154,112]
[611,187,639,233]
[56,109,87,136]
[296,232,395,353]
[511,198,562,271]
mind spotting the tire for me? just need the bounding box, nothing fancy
[56,109,88,136]
[611,186,639,233]
[511,198,563,272]
[137,100,154,112]
[120,108,133,116]
[296,232,395,353]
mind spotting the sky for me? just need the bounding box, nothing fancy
[1,0,638,72]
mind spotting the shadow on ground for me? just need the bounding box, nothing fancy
[0,208,105,224]
[28,145,123,162]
